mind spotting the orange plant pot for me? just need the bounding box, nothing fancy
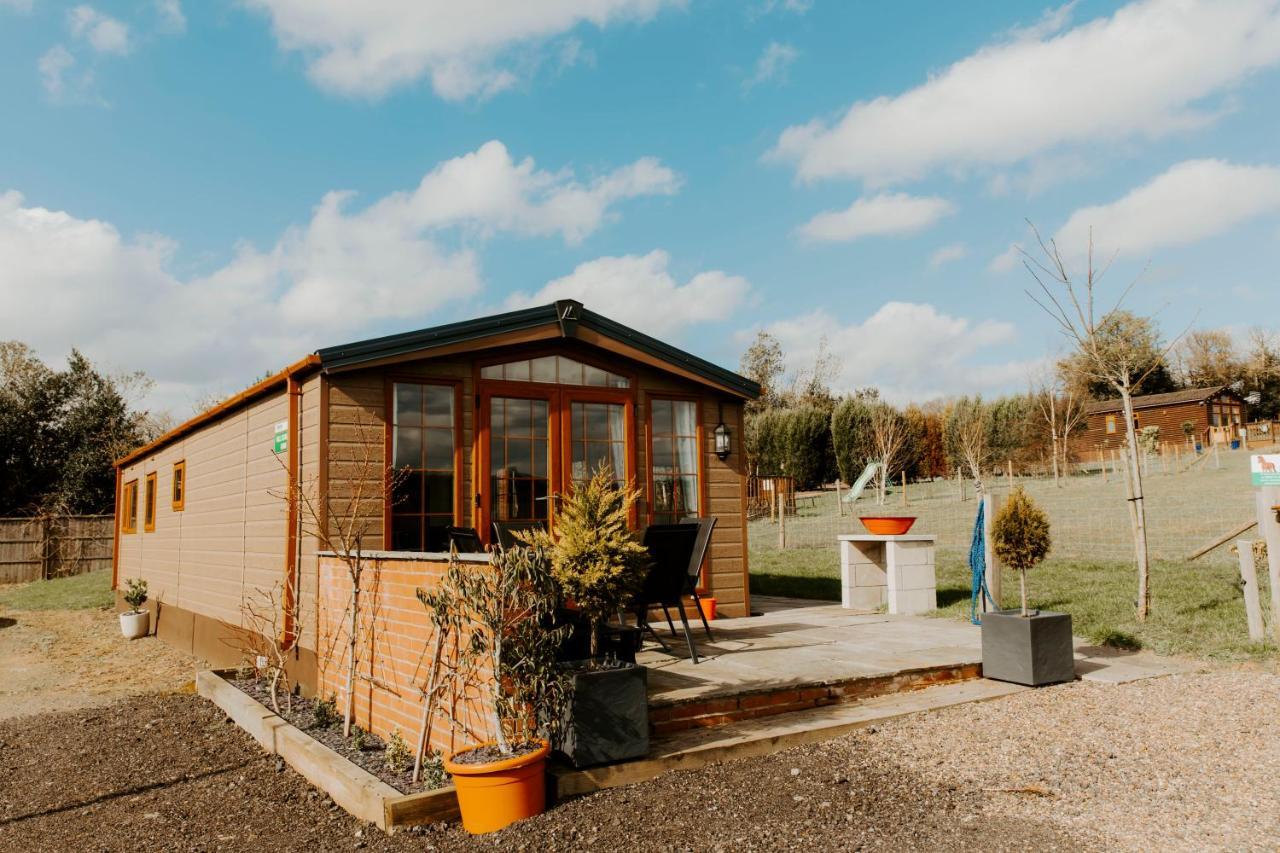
[698,596,717,621]
[444,740,550,834]
[858,516,917,536]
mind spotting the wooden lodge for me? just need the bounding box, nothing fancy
[112,300,759,749]
[1077,385,1248,452]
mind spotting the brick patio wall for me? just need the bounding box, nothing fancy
[317,551,494,759]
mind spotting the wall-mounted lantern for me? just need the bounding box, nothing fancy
[714,408,731,461]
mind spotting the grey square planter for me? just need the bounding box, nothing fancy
[981,609,1075,687]
[558,661,649,768]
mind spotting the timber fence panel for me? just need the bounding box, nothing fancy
[0,515,114,583]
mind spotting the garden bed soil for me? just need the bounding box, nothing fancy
[229,674,446,794]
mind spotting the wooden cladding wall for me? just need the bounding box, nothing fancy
[1077,402,1211,453]
[115,377,322,655]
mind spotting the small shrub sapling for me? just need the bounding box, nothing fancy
[384,728,411,773]
[123,577,148,613]
[992,487,1052,617]
[525,464,649,658]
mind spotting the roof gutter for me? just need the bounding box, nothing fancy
[114,354,322,469]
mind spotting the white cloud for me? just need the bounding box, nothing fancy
[367,140,679,245]
[155,0,186,34]
[743,41,798,91]
[987,242,1023,274]
[770,0,1280,185]
[929,242,968,269]
[796,192,954,243]
[1054,158,1280,258]
[38,45,75,96]
[243,0,679,99]
[68,5,131,55]
[753,302,1026,403]
[506,250,751,339]
[0,142,675,413]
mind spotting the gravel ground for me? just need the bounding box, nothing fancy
[0,606,196,719]
[2,672,1276,852]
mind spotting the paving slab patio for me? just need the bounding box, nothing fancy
[638,598,1186,705]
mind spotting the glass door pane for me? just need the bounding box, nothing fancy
[569,401,626,488]
[650,399,699,524]
[490,396,551,524]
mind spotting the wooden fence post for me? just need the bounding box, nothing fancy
[835,479,844,517]
[1237,539,1265,642]
[777,489,786,550]
[39,515,52,581]
[1258,487,1280,645]
[983,492,1003,610]
[1100,448,1107,483]
[901,471,907,507]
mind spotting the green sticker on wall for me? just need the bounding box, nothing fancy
[273,420,288,454]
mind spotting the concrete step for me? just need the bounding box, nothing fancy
[554,677,1025,799]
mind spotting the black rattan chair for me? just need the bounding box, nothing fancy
[633,523,701,663]
[446,526,484,553]
[680,515,717,642]
[491,520,545,552]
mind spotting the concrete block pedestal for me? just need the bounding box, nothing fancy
[837,534,936,615]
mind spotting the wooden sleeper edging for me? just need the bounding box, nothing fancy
[194,670,459,831]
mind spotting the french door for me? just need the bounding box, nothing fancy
[478,384,634,544]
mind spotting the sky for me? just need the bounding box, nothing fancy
[2,0,1279,417]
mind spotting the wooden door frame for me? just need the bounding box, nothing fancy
[475,379,639,545]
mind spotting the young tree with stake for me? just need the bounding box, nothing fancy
[1021,224,1187,621]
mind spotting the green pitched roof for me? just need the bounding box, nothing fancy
[315,300,761,400]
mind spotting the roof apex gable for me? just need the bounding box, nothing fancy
[315,302,761,400]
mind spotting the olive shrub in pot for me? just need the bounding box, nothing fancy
[119,577,149,639]
[981,487,1074,686]
[526,464,652,767]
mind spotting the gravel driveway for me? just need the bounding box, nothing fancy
[1,672,1276,852]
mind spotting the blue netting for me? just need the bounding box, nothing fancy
[969,500,994,625]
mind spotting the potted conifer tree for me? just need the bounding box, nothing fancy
[981,487,1074,686]
[119,577,149,639]
[527,464,652,768]
[421,545,568,834]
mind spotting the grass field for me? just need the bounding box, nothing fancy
[750,445,1273,566]
[0,569,114,611]
[750,546,1277,663]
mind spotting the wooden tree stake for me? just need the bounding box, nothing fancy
[1237,539,1265,642]
[1258,488,1280,645]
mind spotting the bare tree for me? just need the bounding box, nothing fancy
[1175,328,1241,388]
[1032,371,1087,486]
[869,403,906,505]
[238,581,299,715]
[945,396,993,497]
[1021,224,1187,621]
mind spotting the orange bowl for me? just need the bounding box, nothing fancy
[859,516,917,536]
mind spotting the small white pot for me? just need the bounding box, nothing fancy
[120,610,150,640]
